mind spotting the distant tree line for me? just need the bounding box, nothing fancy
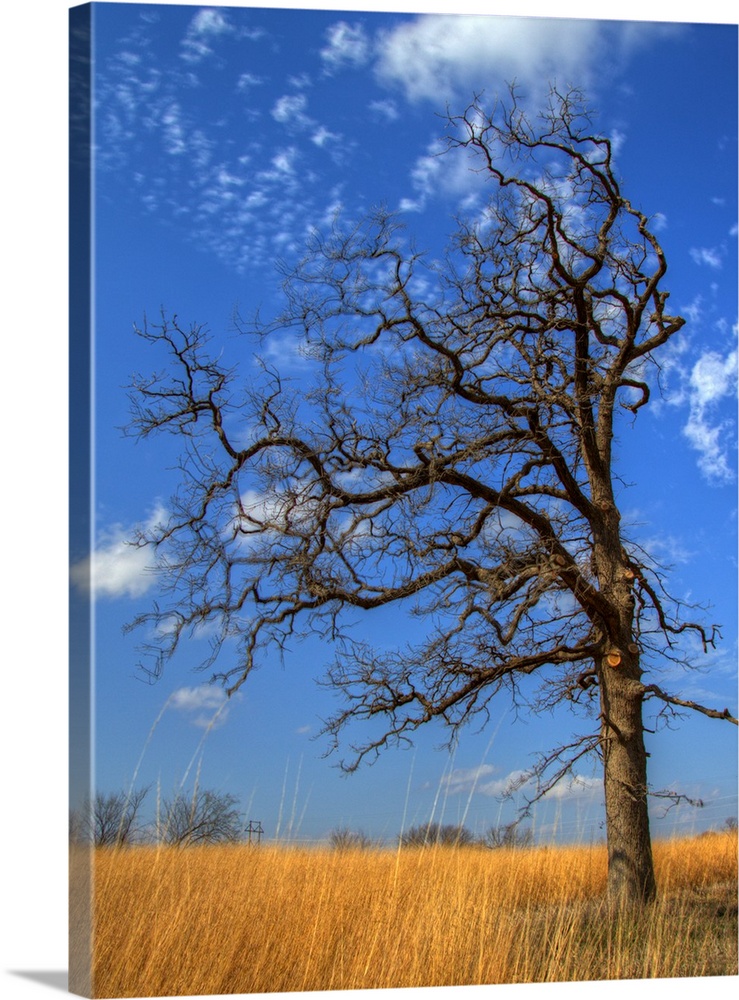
[70,787,245,847]
[330,821,535,851]
[328,827,379,851]
[71,793,534,850]
[72,790,737,850]
[699,817,738,837]
[331,816,739,851]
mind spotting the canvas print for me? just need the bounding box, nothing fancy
[69,2,738,997]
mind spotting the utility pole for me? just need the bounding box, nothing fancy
[245,820,263,846]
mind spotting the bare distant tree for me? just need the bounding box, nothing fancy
[126,85,736,904]
[328,827,376,851]
[69,808,85,845]
[482,823,534,850]
[78,788,149,847]
[158,789,243,847]
[400,823,476,848]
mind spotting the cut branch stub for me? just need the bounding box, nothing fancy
[606,650,622,668]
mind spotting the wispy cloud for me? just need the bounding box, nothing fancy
[368,99,399,123]
[439,764,498,795]
[440,765,601,802]
[91,11,688,286]
[160,101,188,155]
[542,775,602,801]
[237,72,263,92]
[181,8,234,64]
[690,246,724,269]
[311,126,340,148]
[636,532,695,569]
[398,137,482,214]
[271,93,314,130]
[654,298,737,484]
[320,21,370,73]
[96,18,346,275]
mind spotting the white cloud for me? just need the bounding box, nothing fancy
[682,346,738,483]
[478,769,531,798]
[320,21,370,72]
[169,685,231,728]
[311,126,340,148]
[234,483,322,541]
[689,348,738,407]
[399,138,483,214]
[271,95,339,151]
[542,774,602,801]
[690,246,723,269]
[655,302,737,483]
[375,15,608,104]
[271,93,313,130]
[170,685,226,713]
[683,415,734,483]
[181,8,233,63]
[398,197,423,214]
[441,765,602,802]
[70,505,168,600]
[271,147,297,175]
[161,102,187,155]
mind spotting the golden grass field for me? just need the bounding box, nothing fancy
[81,831,737,997]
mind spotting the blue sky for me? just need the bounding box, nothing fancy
[66,1,739,847]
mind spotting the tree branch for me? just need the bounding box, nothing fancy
[640,684,737,725]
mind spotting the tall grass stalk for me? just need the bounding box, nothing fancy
[90,832,737,998]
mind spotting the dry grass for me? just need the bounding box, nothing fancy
[87,831,737,997]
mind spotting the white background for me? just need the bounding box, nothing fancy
[1,1,736,999]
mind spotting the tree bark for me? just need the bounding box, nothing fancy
[599,646,657,904]
[592,502,657,905]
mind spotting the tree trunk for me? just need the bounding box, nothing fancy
[589,492,657,905]
[599,646,657,905]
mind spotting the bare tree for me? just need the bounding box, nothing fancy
[126,86,736,905]
[329,826,376,851]
[400,822,476,848]
[482,823,534,850]
[157,789,243,847]
[79,788,149,847]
